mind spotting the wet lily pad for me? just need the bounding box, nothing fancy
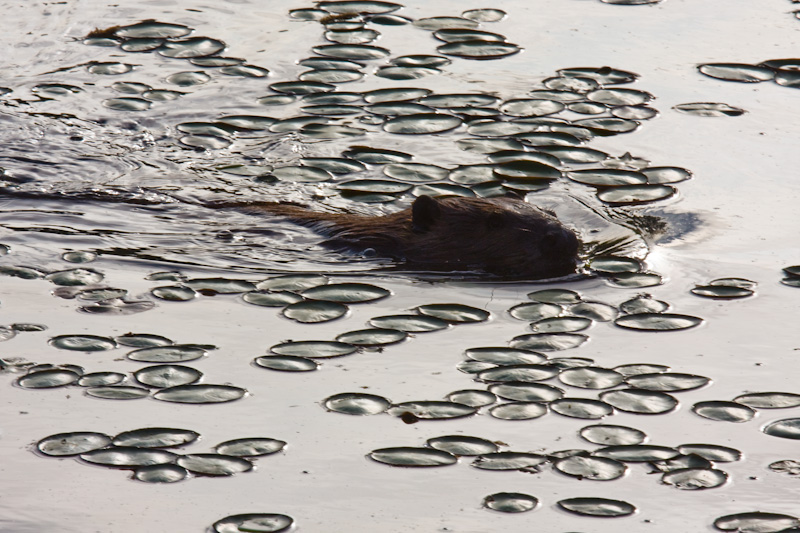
[133,464,187,484]
[677,444,742,462]
[601,389,678,414]
[185,278,256,294]
[595,444,679,462]
[369,314,449,332]
[615,313,702,331]
[127,345,207,363]
[257,274,329,291]
[691,283,754,299]
[336,328,407,346]
[109,428,199,448]
[446,390,497,407]
[531,316,592,334]
[626,372,710,391]
[153,384,246,404]
[282,301,348,323]
[438,40,521,60]
[46,268,104,286]
[177,454,252,476]
[619,297,669,314]
[134,364,202,388]
[557,497,636,517]
[698,63,775,82]
[674,102,746,117]
[472,452,548,471]
[568,168,647,187]
[383,113,462,134]
[416,303,489,323]
[580,424,646,445]
[37,432,112,456]
[489,401,548,420]
[151,286,198,301]
[88,62,134,75]
[550,398,614,419]
[508,302,563,321]
[50,334,116,351]
[559,367,624,389]
[159,37,225,58]
[388,401,477,420]
[302,283,390,303]
[384,163,449,182]
[466,347,547,365]
[313,43,389,60]
[478,364,560,383]
[18,369,80,389]
[78,372,126,387]
[368,447,457,467]
[692,401,755,422]
[713,512,800,532]
[511,333,588,351]
[570,302,619,322]
[86,386,150,400]
[597,184,676,205]
[427,435,498,456]
[483,492,539,513]
[254,355,318,372]
[115,21,192,39]
[762,418,800,439]
[116,334,173,348]
[734,392,800,409]
[215,438,286,457]
[555,455,627,481]
[213,513,294,533]
[324,392,391,415]
[270,340,357,358]
[489,382,564,402]
[80,446,178,467]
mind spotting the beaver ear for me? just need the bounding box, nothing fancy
[411,195,441,233]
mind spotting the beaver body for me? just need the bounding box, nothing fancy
[217,195,580,279]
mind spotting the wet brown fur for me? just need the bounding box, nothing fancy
[214,196,579,279]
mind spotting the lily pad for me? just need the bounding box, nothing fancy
[113,428,200,448]
[302,283,390,303]
[554,455,627,481]
[37,432,112,456]
[601,389,678,414]
[427,435,498,456]
[134,364,202,388]
[763,418,800,439]
[177,454,253,476]
[254,355,318,372]
[50,334,116,351]
[215,438,286,457]
[324,392,391,415]
[489,401,548,420]
[550,398,614,419]
[692,401,755,422]
[213,513,294,533]
[270,340,356,358]
[86,386,150,400]
[471,452,547,471]
[489,382,564,402]
[557,497,636,517]
[580,424,646,445]
[615,313,702,331]
[388,401,477,420]
[153,384,246,404]
[483,492,539,513]
[282,301,348,323]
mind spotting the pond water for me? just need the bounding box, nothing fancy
[1,0,799,532]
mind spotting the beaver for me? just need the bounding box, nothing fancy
[212,195,580,279]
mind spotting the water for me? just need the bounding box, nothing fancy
[1,0,799,531]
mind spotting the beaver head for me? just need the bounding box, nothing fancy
[397,195,580,279]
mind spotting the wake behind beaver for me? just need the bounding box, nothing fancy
[209,195,580,280]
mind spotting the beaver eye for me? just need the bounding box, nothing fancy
[486,213,505,230]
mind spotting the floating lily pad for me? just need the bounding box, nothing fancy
[49,334,116,351]
[531,316,592,334]
[254,355,318,372]
[414,16,480,30]
[37,432,112,456]
[462,8,506,22]
[324,392,391,415]
[478,364,560,383]
[698,63,775,82]
[508,302,563,321]
[489,382,564,402]
[18,369,80,389]
[159,37,225,58]
[302,283,389,303]
[80,446,178,467]
[615,313,702,331]
[383,163,449,182]
[78,372,126,387]
[580,424,646,445]
[537,145,607,163]
[555,455,627,481]
[115,334,173,348]
[133,464,187,483]
[369,447,457,467]
[389,401,477,420]
[115,21,192,39]
[600,389,678,414]
[559,367,624,389]
[763,418,800,439]
[472,452,548,471]
[483,492,539,513]
[568,168,647,187]
[416,303,489,323]
[489,401,548,420]
[185,278,256,294]
[153,384,246,404]
[626,372,710,391]
[528,289,581,304]
[550,398,614,419]
[692,401,755,422]
[150,285,197,301]
[674,102,745,117]
[257,274,329,291]
[270,340,357,358]
[134,364,202,388]
[466,347,547,365]
[677,444,742,462]
[446,390,497,407]
[734,392,800,409]
[111,427,199,448]
[713,512,800,532]
[215,438,286,457]
[88,62,134,75]
[598,184,676,205]
[511,333,588,351]
[46,268,104,286]
[177,453,252,476]
[619,297,669,314]
[86,386,150,400]
[691,284,754,299]
[336,328,407,346]
[427,436,498,456]
[569,302,619,321]
[438,40,521,60]
[282,301,348,323]
[127,345,207,363]
[383,113,462,135]
[213,513,294,533]
[594,444,679,462]
[557,497,635,517]
[0,265,45,279]
[369,314,448,332]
